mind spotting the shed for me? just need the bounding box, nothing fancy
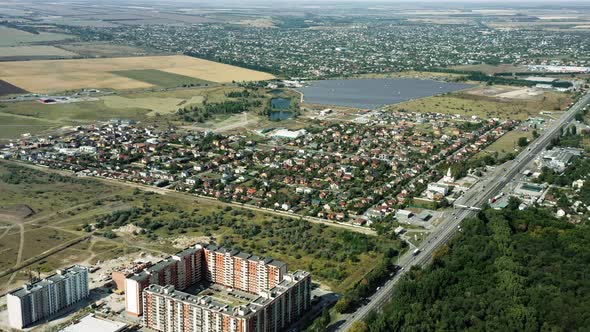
[417,211,432,221]
[395,209,414,220]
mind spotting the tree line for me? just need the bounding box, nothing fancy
[177,100,261,123]
[361,203,590,331]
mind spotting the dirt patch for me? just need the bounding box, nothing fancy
[113,224,143,234]
[465,86,543,100]
[0,204,35,221]
[167,235,213,249]
[495,88,544,100]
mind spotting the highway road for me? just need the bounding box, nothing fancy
[336,91,590,332]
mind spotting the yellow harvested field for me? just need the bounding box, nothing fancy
[162,65,269,84]
[0,55,275,93]
[3,71,153,93]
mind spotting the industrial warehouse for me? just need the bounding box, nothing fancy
[124,244,311,332]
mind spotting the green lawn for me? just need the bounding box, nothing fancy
[0,162,402,293]
[0,100,151,140]
[111,69,213,88]
[475,129,534,159]
[0,163,122,218]
[0,162,132,292]
[0,85,249,140]
[1,100,150,122]
[0,112,58,140]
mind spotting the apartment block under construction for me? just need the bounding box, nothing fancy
[124,244,311,332]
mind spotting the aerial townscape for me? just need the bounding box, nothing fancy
[0,0,589,332]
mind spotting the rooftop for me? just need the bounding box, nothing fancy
[146,284,254,318]
[128,244,287,285]
[144,270,310,319]
[9,265,88,299]
[59,314,127,332]
[525,76,558,83]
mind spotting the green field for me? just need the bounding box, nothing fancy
[0,87,214,140]
[389,91,571,120]
[0,112,58,140]
[0,85,295,140]
[102,95,204,117]
[0,26,72,47]
[0,162,402,294]
[0,100,149,122]
[92,190,403,293]
[475,129,534,159]
[59,42,153,58]
[0,163,122,221]
[112,69,213,88]
[0,162,129,291]
[0,45,77,58]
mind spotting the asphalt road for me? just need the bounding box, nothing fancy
[336,91,590,332]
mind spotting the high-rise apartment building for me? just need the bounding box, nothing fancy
[142,271,311,332]
[7,265,89,329]
[124,243,311,332]
[125,244,288,317]
[202,245,286,295]
[126,245,203,316]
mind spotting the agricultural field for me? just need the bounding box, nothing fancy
[0,55,275,93]
[0,7,31,16]
[487,20,590,31]
[0,46,77,60]
[40,17,121,28]
[112,69,212,88]
[58,42,153,58]
[0,79,27,96]
[0,26,73,47]
[388,88,572,120]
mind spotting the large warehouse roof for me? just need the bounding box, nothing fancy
[59,315,127,332]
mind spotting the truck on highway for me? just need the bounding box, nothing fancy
[412,248,421,256]
[489,192,504,204]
